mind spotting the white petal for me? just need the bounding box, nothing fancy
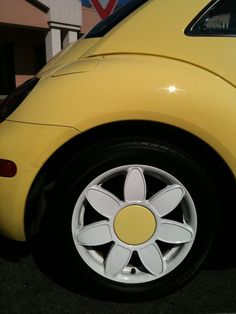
[138,243,164,275]
[157,219,193,244]
[105,244,132,277]
[124,167,146,201]
[150,184,185,217]
[76,221,112,246]
[86,186,121,218]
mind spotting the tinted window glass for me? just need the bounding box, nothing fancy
[85,0,149,38]
[186,0,236,36]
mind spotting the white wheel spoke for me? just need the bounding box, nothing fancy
[76,221,112,246]
[138,243,164,275]
[150,184,185,217]
[124,167,146,201]
[86,186,121,218]
[105,244,132,277]
[157,219,193,244]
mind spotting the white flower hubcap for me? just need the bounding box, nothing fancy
[114,205,156,245]
[72,165,197,284]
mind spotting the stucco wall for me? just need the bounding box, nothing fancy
[38,0,82,28]
[0,0,48,29]
[81,6,101,34]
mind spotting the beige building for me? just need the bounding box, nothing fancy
[0,0,100,98]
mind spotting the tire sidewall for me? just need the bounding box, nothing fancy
[43,138,218,299]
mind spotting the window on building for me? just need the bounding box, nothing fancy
[0,42,16,95]
[34,44,46,72]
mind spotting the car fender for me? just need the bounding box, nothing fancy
[8,54,236,175]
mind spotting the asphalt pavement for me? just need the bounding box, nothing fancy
[0,236,236,314]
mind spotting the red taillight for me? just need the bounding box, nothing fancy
[0,159,17,177]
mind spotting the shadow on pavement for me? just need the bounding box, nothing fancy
[0,235,31,261]
[1,225,236,302]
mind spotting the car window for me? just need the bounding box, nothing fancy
[186,0,236,36]
[85,0,149,38]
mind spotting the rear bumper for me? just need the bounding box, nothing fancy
[0,120,79,241]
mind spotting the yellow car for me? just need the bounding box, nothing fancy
[0,0,235,299]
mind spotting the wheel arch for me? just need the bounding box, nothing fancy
[25,120,235,240]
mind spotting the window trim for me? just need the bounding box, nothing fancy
[185,0,236,37]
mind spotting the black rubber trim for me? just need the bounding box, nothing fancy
[185,0,236,37]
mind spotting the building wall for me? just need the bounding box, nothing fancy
[0,0,48,29]
[81,6,101,34]
[38,0,82,28]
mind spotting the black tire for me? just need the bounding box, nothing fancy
[37,137,218,300]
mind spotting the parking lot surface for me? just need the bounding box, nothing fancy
[0,236,236,314]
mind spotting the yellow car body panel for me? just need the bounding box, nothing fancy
[0,0,236,242]
[83,0,236,86]
[8,55,236,176]
[38,38,100,76]
[0,121,79,240]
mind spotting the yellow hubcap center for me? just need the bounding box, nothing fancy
[114,205,156,245]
